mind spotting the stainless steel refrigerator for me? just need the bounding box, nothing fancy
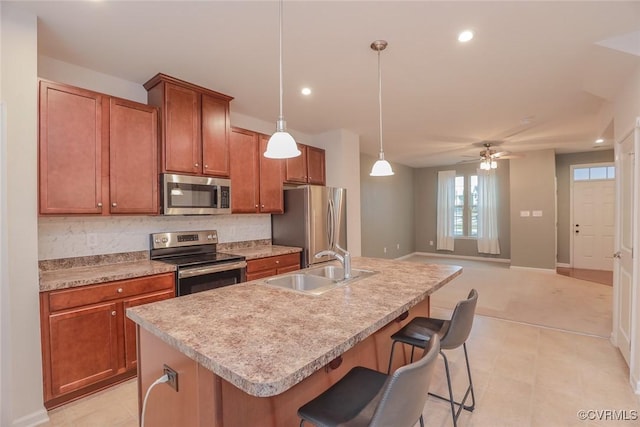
[272,185,347,268]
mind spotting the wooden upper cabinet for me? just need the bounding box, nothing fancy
[39,80,159,216]
[229,128,284,214]
[229,127,259,213]
[284,144,308,184]
[145,73,233,177]
[285,144,326,186]
[163,83,201,174]
[202,94,231,177]
[258,133,285,213]
[306,145,326,185]
[39,80,107,214]
[109,98,159,214]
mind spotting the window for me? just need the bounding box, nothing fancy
[573,166,615,181]
[454,175,478,237]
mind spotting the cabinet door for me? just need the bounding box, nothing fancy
[109,98,159,214]
[39,80,106,214]
[48,302,119,397]
[164,83,201,174]
[258,134,284,213]
[285,144,308,183]
[229,128,259,213]
[123,290,174,371]
[202,94,230,177]
[306,146,326,185]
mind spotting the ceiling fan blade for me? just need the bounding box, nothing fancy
[491,150,510,158]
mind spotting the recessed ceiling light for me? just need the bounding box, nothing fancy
[458,30,474,43]
[301,87,312,96]
[595,138,604,144]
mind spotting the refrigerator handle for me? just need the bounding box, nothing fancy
[327,197,335,249]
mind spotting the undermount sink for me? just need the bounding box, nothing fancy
[263,265,377,295]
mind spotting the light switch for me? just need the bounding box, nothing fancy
[532,210,543,217]
[520,211,530,217]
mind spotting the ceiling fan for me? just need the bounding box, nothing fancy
[459,141,520,169]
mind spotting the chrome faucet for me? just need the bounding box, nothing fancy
[315,246,351,280]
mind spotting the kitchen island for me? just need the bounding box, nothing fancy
[127,256,462,426]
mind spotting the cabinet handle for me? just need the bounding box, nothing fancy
[97,202,103,208]
[117,288,123,293]
[112,202,117,207]
[111,311,116,316]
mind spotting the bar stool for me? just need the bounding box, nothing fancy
[387,289,478,427]
[297,334,440,427]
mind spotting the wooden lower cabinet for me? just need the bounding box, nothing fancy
[40,273,175,409]
[245,253,301,282]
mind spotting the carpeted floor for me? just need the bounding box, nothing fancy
[404,255,612,337]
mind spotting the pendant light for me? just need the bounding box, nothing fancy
[370,40,394,176]
[264,0,301,159]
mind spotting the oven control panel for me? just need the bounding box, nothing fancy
[151,230,218,249]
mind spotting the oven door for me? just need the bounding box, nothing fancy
[177,261,247,296]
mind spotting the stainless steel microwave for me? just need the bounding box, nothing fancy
[162,173,231,215]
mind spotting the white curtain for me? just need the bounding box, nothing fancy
[436,170,456,251]
[477,169,500,254]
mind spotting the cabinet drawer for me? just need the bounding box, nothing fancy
[246,253,300,274]
[48,273,174,312]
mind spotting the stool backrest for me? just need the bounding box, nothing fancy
[369,334,440,427]
[441,288,478,350]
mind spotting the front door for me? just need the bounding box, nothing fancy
[573,178,615,270]
[614,120,638,367]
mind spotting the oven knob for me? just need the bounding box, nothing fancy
[207,234,213,240]
[162,237,168,243]
[155,238,160,244]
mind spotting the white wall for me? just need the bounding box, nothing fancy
[1,4,48,426]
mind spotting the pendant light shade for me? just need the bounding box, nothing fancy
[264,0,300,159]
[369,40,394,177]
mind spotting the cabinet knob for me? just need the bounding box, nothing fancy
[111,311,116,316]
[205,164,208,168]
[255,204,258,208]
[275,260,280,264]
[112,202,117,207]
[117,288,123,293]
[261,204,265,208]
[97,202,103,208]
[194,163,199,167]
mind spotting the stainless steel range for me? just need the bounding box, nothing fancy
[150,230,246,296]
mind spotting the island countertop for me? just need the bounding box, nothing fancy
[126,257,462,397]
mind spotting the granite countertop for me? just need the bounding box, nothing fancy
[39,259,177,292]
[126,257,462,397]
[224,244,302,260]
[38,244,301,292]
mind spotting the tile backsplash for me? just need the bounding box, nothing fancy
[38,214,272,260]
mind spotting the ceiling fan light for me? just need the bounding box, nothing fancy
[370,158,394,176]
[491,160,497,169]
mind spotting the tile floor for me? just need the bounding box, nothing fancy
[41,256,639,427]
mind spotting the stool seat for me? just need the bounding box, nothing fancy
[298,335,440,427]
[297,367,387,427]
[390,317,449,349]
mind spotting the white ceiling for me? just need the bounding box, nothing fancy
[11,1,640,168]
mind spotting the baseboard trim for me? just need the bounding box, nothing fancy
[410,252,511,264]
[11,408,48,427]
[556,262,571,268]
[510,265,557,273]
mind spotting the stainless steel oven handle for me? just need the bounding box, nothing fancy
[178,261,247,279]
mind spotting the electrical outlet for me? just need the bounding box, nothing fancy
[396,243,400,250]
[429,240,434,246]
[383,247,387,253]
[163,364,179,392]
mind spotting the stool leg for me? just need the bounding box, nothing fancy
[441,351,458,427]
[300,420,304,427]
[463,342,476,411]
[387,340,398,374]
[410,345,416,363]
